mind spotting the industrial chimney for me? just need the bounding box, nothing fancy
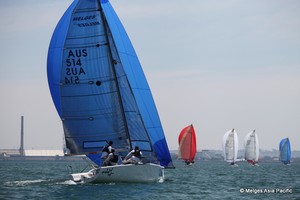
[19,116,25,156]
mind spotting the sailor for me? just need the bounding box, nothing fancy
[185,160,192,165]
[103,148,118,166]
[101,141,113,161]
[123,146,143,164]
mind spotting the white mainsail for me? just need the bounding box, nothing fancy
[222,129,238,163]
[244,130,259,164]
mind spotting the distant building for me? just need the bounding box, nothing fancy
[0,149,64,157]
[0,116,64,158]
[25,150,64,156]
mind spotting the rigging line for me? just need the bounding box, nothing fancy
[98,1,132,150]
[144,125,165,129]
[116,57,154,152]
[64,43,108,49]
[130,139,152,143]
[61,105,140,114]
[65,134,117,139]
[66,34,106,40]
[61,90,118,98]
[61,76,115,84]
[131,87,151,91]
[74,8,100,13]
[136,90,163,132]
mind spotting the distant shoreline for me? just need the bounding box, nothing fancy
[1,156,300,163]
[0,155,83,161]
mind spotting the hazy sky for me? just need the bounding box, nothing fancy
[0,0,299,151]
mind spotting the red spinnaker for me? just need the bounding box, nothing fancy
[178,124,197,162]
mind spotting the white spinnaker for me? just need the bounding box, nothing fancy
[244,130,259,162]
[222,129,238,162]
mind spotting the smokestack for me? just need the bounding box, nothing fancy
[19,116,25,156]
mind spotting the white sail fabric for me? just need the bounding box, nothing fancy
[222,129,238,163]
[244,130,259,162]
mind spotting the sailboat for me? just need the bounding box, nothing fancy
[279,138,291,165]
[222,129,238,165]
[47,0,173,183]
[244,130,259,165]
[178,124,197,165]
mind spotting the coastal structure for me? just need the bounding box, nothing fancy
[0,116,64,159]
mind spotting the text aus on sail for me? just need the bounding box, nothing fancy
[64,49,87,84]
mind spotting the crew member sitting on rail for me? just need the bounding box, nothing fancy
[122,146,143,164]
[103,148,118,166]
[101,141,113,162]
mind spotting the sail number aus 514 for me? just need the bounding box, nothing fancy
[64,49,87,84]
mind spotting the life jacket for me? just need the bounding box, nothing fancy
[133,150,141,158]
[111,154,119,163]
[102,145,110,153]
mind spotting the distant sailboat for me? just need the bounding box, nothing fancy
[178,124,197,165]
[222,129,238,165]
[279,138,291,165]
[244,130,259,165]
[47,0,173,183]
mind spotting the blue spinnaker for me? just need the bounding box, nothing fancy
[279,138,291,165]
[47,0,173,167]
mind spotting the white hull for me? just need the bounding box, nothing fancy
[71,163,164,183]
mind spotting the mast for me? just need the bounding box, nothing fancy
[98,2,132,150]
[232,129,235,163]
[19,116,25,156]
[253,130,257,162]
[253,131,255,159]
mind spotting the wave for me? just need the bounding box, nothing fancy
[5,179,47,186]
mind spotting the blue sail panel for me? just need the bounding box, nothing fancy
[101,1,173,167]
[47,0,79,117]
[86,153,102,166]
[55,0,131,157]
[279,138,291,164]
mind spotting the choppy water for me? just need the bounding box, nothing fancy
[0,160,299,200]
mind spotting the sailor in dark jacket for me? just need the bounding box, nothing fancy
[101,141,113,161]
[103,148,118,166]
[123,146,143,164]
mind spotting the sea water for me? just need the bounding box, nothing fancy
[0,160,299,200]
